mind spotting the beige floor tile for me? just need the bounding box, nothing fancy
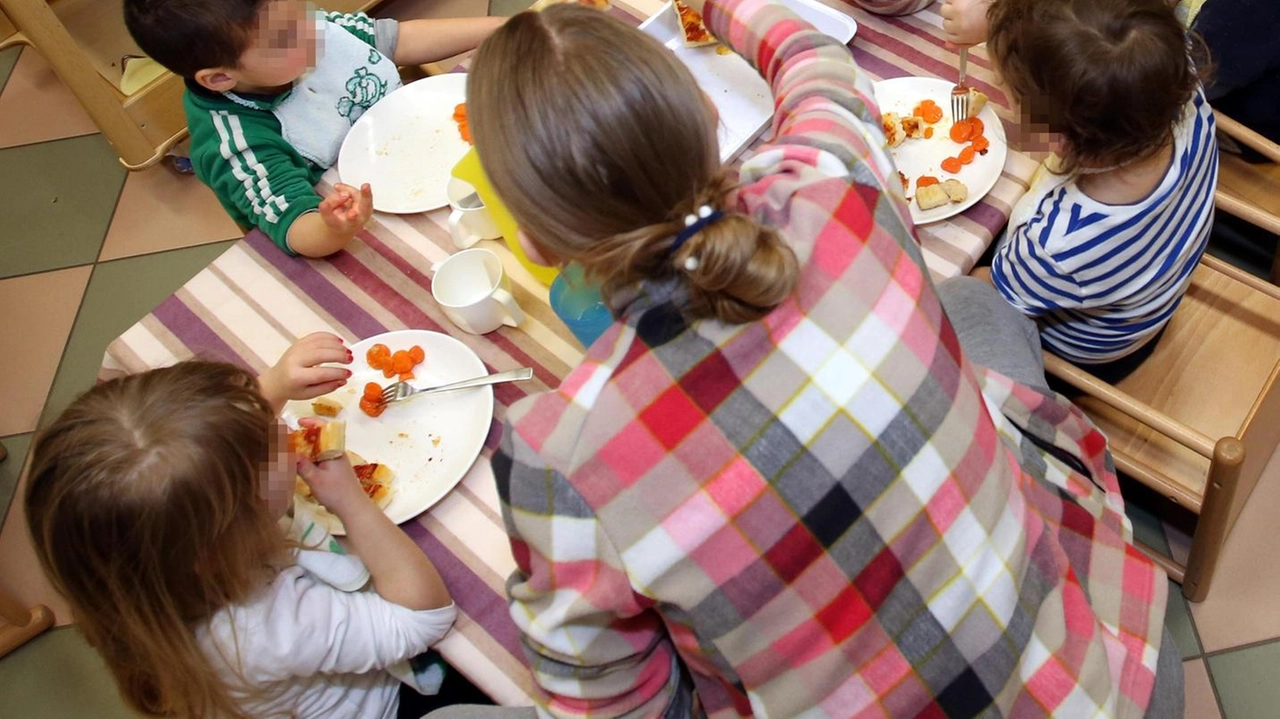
[0,267,91,436]
[98,165,241,261]
[1183,659,1223,719]
[0,48,97,150]
[1190,446,1280,652]
[0,438,73,626]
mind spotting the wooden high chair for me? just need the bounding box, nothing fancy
[1044,253,1280,601]
[1212,110,1280,284]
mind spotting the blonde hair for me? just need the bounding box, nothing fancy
[25,361,291,718]
[467,5,797,324]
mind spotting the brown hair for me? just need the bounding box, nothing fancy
[466,5,797,325]
[124,0,266,78]
[25,362,290,718]
[987,0,1199,173]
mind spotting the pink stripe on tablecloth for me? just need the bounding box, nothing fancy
[878,15,993,72]
[246,231,390,338]
[359,228,436,291]
[961,199,1008,235]
[402,521,527,660]
[853,25,1007,103]
[151,297,251,369]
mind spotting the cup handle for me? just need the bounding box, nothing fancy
[492,287,525,327]
[448,210,482,249]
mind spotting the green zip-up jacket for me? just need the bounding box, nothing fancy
[183,12,399,254]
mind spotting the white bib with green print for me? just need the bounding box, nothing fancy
[273,17,402,169]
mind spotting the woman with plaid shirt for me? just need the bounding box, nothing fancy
[452,0,1182,716]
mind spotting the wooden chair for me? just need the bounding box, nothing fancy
[1213,110,1280,284]
[0,588,53,659]
[1044,253,1280,601]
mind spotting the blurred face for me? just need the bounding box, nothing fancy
[259,421,294,517]
[237,0,317,88]
[197,0,317,93]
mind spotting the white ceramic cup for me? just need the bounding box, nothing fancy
[431,248,525,334]
[447,177,501,249]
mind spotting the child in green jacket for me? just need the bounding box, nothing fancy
[125,0,503,257]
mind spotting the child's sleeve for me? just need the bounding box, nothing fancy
[188,112,323,255]
[325,11,400,59]
[703,0,913,250]
[236,567,457,680]
[990,213,1096,315]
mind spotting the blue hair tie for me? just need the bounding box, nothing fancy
[670,205,723,270]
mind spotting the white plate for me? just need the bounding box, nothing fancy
[639,0,857,163]
[283,330,493,534]
[337,74,471,214]
[873,77,1008,225]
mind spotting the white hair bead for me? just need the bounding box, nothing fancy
[684,256,701,271]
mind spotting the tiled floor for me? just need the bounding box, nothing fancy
[2,12,1280,719]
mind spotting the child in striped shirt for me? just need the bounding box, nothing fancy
[945,0,1218,380]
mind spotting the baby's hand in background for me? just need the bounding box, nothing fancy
[260,332,352,411]
[940,0,991,46]
[319,183,374,236]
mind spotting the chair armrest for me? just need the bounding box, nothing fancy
[1042,353,1217,459]
[1215,110,1280,165]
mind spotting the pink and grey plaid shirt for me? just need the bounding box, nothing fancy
[494,1,1167,716]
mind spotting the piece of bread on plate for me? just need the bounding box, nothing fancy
[941,179,968,203]
[901,115,924,139]
[915,183,950,210]
[882,112,905,147]
[968,89,989,117]
[673,0,717,47]
[310,396,343,418]
[288,421,346,462]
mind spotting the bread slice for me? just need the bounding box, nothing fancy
[941,179,968,203]
[288,421,346,462]
[915,183,950,210]
[310,396,343,418]
[968,89,989,117]
[882,112,905,147]
[901,115,924,139]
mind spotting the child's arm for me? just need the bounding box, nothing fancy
[390,17,507,66]
[297,453,451,611]
[286,183,374,258]
[258,332,352,414]
[941,0,992,46]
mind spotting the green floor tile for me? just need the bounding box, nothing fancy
[0,46,20,93]
[490,0,535,16]
[1164,580,1201,660]
[0,626,138,718]
[0,433,33,530]
[1208,640,1280,719]
[1124,488,1172,556]
[39,241,237,427]
[0,134,127,280]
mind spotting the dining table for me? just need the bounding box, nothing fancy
[99,0,1044,705]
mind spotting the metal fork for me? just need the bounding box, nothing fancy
[951,47,971,122]
[378,367,533,406]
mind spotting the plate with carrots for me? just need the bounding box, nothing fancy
[873,77,1008,225]
[337,74,472,214]
[282,330,493,532]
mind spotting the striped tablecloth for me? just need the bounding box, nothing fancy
[100,0,1040,704]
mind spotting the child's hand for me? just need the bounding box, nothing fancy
[941,0,991,46]
[295,436,368,517]
[319,183,374,236]
[259,332,352,412]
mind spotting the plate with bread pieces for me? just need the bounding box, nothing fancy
[874,77,1008,225]
[283,330,494,535]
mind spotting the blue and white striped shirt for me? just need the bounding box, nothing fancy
[991,88,1218,365]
